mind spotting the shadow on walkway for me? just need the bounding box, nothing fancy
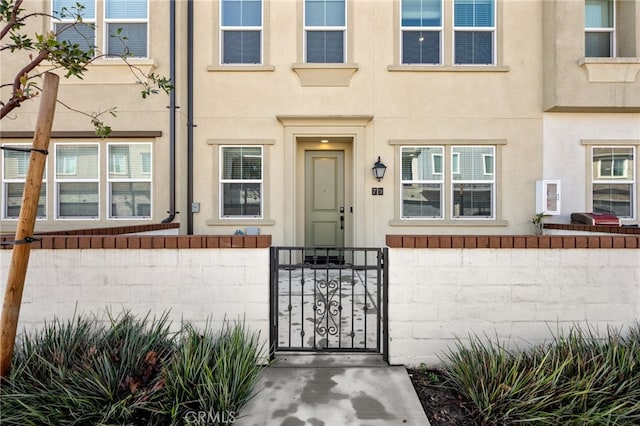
[237,354,430,426]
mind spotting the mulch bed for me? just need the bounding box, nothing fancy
[407,368,480,426]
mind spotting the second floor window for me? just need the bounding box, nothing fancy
[453,0,495,65]
[52,0,148,58]
[401,0,442,64]
[585,0,614,57]
[52,0,96,53]
[105,0,148,57]
[221,0,262,64]
[304,0,346,63]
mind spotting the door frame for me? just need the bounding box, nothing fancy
[277,115,373,248]
[296,140,354,248]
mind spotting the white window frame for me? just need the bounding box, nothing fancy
[585,0,616,57]
[400,146,445,220]
[432,152,443,175]
[483,153,494,175]
[219,145,264,219]
[54,143,100,220]
[219,0,263,65]
[452,151,460,174]
[107,142,152,219]
[2,144,47,220]
[59,156,78,175]
[400,0,444,65]
[303,0,347,64]
[452,0,496,65]
[103,0,149,58]
[591,145,635,219]
[451,145,496,219]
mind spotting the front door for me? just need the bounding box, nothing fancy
[305,151,344,249]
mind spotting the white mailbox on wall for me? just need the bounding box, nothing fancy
[536,180,561,215]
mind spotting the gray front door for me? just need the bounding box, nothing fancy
[305,151,345,248]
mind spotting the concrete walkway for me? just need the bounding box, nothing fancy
[237,354,430,426]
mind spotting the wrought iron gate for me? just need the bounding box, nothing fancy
[270,247,388,359]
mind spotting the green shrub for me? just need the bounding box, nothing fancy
[158,321,266,425]
[0,311,265,426]
[443,323,640,425]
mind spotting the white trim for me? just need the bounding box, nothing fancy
[219,145,264,219]
[106,142,153,219]
[452,0,496,65]
[303,0,347,63]
[54,143,100,220]
[103,0,149,58]
[219,0,264,65]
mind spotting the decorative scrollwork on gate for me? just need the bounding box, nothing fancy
[315,279,340,337]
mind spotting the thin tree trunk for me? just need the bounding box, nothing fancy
[0,72,59,377]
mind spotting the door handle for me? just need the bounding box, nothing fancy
[340,214,344,230]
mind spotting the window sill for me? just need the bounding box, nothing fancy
[36,58,157,85]
[291,63,359,87]
[389,219,509,227]
[206,218,275,226]
[206,65,275,72]
[579,57,640,82]
[387,65,509,73]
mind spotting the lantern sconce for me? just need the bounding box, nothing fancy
[372,156,387,182]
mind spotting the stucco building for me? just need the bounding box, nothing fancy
[2,0,639,248]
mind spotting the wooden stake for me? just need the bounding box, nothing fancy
[0,72,59,377]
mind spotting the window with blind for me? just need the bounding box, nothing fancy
[220,146,263,218]
[105,0,148,57]
[304,0,346,63]
[52,0,96,53]
[592,146,635,218]
[453,0,495,65]
[401,146,444,218]
[221,0,262,64]
[52,0,147,58]
[2,146,47,219]
[400,145,496,220]
[585,0,614,57]
[401,0,442,64]
[452,146,495,218]
[108,143,152,218]
[55,144,99,218]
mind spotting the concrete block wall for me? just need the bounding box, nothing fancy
[0,240,271,347]
[387,242,640,366]
[2,230,638,368]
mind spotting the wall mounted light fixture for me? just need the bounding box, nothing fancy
[372,156,387,181]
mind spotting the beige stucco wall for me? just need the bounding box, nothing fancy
[542,0,640,111]
[3,0,638,242]
[0,0,177,233]
[192,0,545,245]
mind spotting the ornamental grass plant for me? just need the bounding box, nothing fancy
[0,311,266,426]
[443,323,640,425]
[158,321,265,425]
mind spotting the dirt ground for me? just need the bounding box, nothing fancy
[408,368,479,426]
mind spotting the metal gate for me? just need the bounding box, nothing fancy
[270,247,388,360]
